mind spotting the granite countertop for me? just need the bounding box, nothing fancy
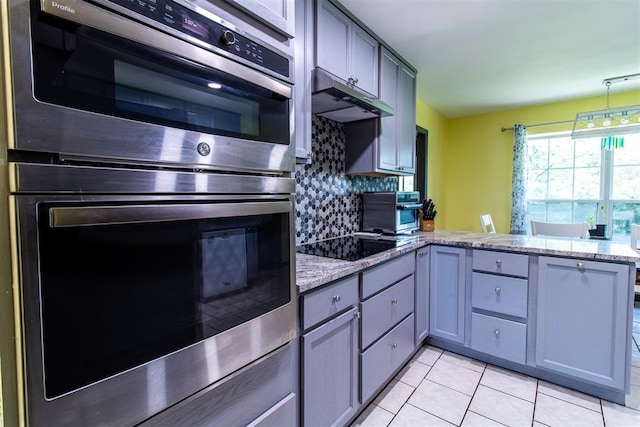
[296,230,640,293]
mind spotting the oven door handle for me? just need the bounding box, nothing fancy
[39,0,292,98]
[397,203,423,210]
[49,202,292,228]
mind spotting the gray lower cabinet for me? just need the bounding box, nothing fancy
[535,256,630,390]
[299,250,418,425]
[415,248,430,345]
[429,246,466,343]
[470,312,527,364]
[361,314,415,402]
[360,275,413,349]
[302,307,359,427]
[301,275,360,427]
[469,250,529,364]
[360,252,416,403]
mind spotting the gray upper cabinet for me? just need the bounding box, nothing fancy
[226,0,295,37]
[315,0,378,96]
[535,256,631,390]
[294,0,312,162]
[378,47,416,174]
[429,246,466,343]
[343,47,416,176]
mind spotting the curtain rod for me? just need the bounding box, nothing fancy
[501,118,574,132]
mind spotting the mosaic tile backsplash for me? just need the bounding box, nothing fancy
[295,116,398,245]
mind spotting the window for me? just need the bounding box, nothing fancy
[525,133,640,241]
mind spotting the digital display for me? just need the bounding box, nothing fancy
[181,14,209,38]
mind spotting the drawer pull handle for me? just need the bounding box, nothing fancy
[496,259,502,267]
[577,262,585,270]
[495,287,501,295]
[391,298,398,304]
[332,295,341,303]
[391,343,398,349]
[494,329,501,337]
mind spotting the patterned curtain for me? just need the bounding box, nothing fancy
[510,124,528,234]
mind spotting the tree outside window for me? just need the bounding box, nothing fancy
[525,133,640,241]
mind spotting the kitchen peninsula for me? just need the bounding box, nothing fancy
[297,230,640,426]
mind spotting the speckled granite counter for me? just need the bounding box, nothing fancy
[296,230,640,293]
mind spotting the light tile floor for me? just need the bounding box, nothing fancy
[351,301,640,426]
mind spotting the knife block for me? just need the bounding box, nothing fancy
[420,219,435,232]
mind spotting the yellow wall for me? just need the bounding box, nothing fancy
[417,89,640,233]
[416,99,448,228]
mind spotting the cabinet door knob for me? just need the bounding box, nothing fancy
[496,259,502,267]
[354,311,361,319]
[494,329,501,337]
[332,295,341,303]
[391,298,398,304]
[577,262,585,270]
[495,287,501,295]
[391,343,398,349]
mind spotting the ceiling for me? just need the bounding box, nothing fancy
[338,0,640,118]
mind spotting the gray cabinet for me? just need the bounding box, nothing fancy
[343,48,416,176]
[315,0,378,96]
[226,0,295,37]
[415,248,430,346]
[470,250,529,364]
[294,0,312,162]
[378,47,416,174]
[302,307,359,427]
[535,256,630,390]
[361,314,415,402]
[301,276,359,427]
[360,275,413,349]
[359,252,416,403]
[429,246,466,343]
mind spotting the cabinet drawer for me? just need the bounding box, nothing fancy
[361,275,414,349]
[472,272,528,318]
[472,250,528,277]
[362,253,414,298]
[302,275,359,330]
[361,314,414,402]
[470,313,526,364]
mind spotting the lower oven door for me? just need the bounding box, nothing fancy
[13,195,296,426]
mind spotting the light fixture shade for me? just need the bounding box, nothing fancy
[571,105,640,138]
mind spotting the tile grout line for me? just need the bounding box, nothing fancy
[459,365,488,426]
[531,378,539,427]
[394,349,476,426]
[382,349,442,426]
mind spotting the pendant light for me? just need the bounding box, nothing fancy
[571,73,640,147]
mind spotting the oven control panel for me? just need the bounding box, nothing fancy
[105,0,290,78]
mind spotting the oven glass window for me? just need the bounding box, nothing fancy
[36,202,291,399]
[30,10,289,144]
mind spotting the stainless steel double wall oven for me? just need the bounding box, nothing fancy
[5,0,296,425]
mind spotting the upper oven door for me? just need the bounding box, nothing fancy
[7,0,294,173]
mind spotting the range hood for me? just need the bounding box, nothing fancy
[311,68,394,122]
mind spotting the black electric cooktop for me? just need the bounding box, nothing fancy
[296,235,414,262]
